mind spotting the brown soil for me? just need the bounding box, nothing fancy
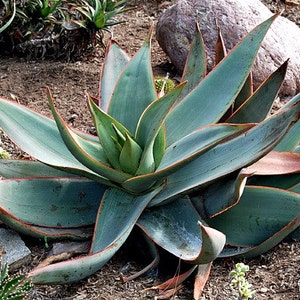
[0,0,300,299]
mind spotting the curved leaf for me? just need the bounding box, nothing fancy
[158,124,251,171]
[88,96,130,170]
[119,133,142,174]
[153,126,166,168]
[209,186,300,246]
[135,82,186,149]
[0,212,93,240]
[137,197,225,264]
[220,208,300,258]
[0,97,109,184]
[91,188,160,252]
[135,140,156,176]
[191,169,251,219]
[122,123,252,193]
[208,186,300,258]
[47,90,132,184]
[133,83,186,176]
[274,119,300,151]
[246,151,300,175]
[165,14,278,146]
[178,23,206,102]
[29,187,160,284]
[0,178,104,228]
[248,173,300,190]
[0,178,103,239]
[0,159,77,178]
[227,60,287,123]
[107,31,157,133]
[153,99,300,204]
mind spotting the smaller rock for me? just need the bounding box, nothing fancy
[0,228,31,271]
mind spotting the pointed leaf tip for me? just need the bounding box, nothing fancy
[119,133,143,174]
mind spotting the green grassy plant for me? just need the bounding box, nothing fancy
[0,0,129,59]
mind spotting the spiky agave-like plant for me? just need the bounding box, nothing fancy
[0,14,299,296]
[0,254,32,299]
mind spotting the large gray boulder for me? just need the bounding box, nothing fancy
[156,0,300,95]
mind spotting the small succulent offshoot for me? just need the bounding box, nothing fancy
[228,263,255,300]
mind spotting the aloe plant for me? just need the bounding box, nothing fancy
[0,14,299,297]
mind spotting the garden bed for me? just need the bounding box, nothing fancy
[0,0,299,299]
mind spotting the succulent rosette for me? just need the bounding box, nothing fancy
[0,14,299,294]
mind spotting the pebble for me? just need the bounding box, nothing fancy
[0,228,31,271]
[260,287,269,293]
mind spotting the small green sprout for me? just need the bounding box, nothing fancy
[229,263,255,300]
[44,236,49,248]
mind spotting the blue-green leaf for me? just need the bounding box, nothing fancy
[227,60,287,123]
[122,124,252,193]
[290,183,300,193]
[48,90,132,184]
[248,173,300,189]
[208,186,300,258]
[135,82,186,149]
[177,23,206,102]
[107,32,157,133]
[29,187,160,284]
[191,169,251,218]
[99,40,130,112]
[138,197,225,264]
[274,120,300,151]
[0,97,107,183]
[165,14,278,146]
[0,159,77,178]
[153,99,300,204]
[91,187,159,252]
[0,178,105,239]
